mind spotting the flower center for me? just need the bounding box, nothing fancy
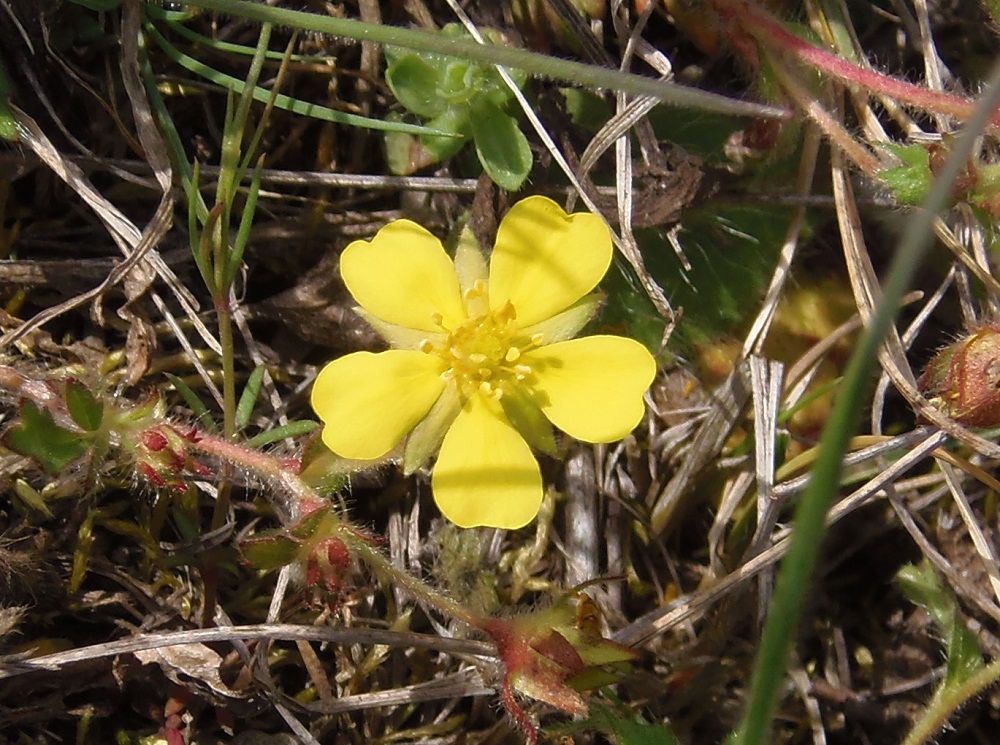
[420,280,541,400]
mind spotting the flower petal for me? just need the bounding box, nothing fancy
[432,394,543,529]
[311,350,446,459]
[522,336,656,443]
[489,196,612,327]
[341,220,466,332]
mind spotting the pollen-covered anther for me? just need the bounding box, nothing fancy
[465,279,488,301]
[419,339,434,354]
[430,312,445,328]
[514,364,533,380]
[504,348,521,363]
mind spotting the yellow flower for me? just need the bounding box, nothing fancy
[311,196,656,530]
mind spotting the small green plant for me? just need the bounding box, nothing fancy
[384,23,532,190]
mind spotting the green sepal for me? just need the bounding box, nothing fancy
[453,226,488,300]
[500,387,556,456]
[297,438,355,496]
[523,293,602,344]
[353,306,441,350]
[403,384,461,474]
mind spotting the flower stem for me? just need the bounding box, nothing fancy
[191,432,485,629]
[731,0,996,128]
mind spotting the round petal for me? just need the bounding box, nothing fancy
[432,394,543,529]
[489,196,612,327]
[341,220,466,332]
[522,336,656,443]
[311,350,446,459]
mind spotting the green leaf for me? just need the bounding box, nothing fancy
[65,380,104,432]
[244,420,319,449]
[471,101,532,191]
[4,401,91,475]
[602,205,795,351]
[586,704,681,745]
[13,479,53,518]
[560,87,612,133]
[165,374,216,432]
[386,55,446,118]
[896,561,984,688]
[880,143,934,206]
[235,365,266,431]
[419,108,471,162]
[0,60,18,142]
[240,533,301,571]
[144,22,448,137]
[66,0,124,9]
[647,106,743,163]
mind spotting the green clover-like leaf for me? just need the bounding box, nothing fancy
[4,401,91,475]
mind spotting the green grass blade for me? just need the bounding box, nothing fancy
[174,0,786,120]
[143,22,453,136]
[145,4,328,63]
[731,60,1000,745]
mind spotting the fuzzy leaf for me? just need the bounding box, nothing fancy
[236,365,266,430]
[240,534,301,571]
[896,561,984,688]
[65,380,104,432]
[4,401,90,475]
[587,704,682,745]
[881,143,934,206]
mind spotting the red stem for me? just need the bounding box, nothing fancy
[726,0,997,129]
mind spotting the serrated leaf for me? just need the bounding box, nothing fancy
[471,101,531,191]
[4,401,90,475]
[65,380,104,432]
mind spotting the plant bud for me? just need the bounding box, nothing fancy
[919,325,1000,427]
